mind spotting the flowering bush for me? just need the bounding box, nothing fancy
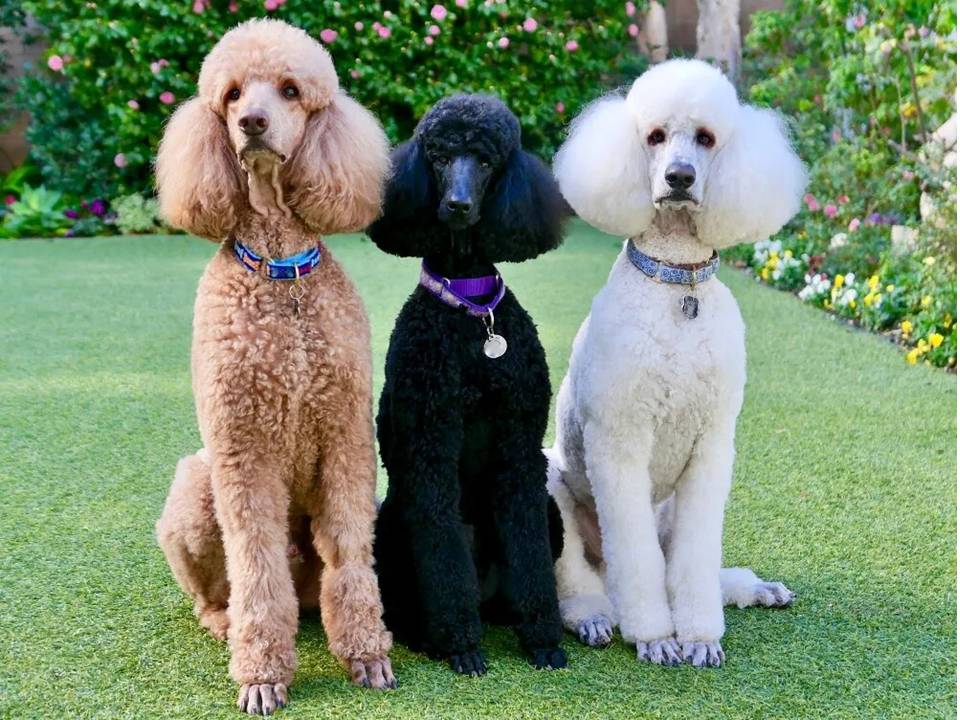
[738,0,957,369]
[15,0,643,200]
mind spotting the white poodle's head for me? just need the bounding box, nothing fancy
[554,59,807,248]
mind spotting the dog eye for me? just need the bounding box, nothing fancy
[281,84,299,99]
[696,129,716,148]
[647,128,666,146]
[479,159,490,168]
[226,88,241,103]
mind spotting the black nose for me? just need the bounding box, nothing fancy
[446,198,472,214]
[665,162,696,190]
[239,111,269,136]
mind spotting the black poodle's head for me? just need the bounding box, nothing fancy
[367,94,568,264]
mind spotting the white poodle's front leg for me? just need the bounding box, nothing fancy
[666,422,735,668]
[584,423,679,665]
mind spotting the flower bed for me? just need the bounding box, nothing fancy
[736,1,957,369]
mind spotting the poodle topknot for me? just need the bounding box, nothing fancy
[415,95,522,166]
[555,58,807,247]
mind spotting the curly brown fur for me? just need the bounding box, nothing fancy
[154,19,393,715]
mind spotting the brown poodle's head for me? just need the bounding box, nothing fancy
[155,19,389,240]
[198,19,336,168]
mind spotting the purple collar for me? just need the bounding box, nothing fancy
[419,261,505,317]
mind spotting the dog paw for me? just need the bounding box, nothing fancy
[636,637,682,666]
[530,647,567,670]
[448,650,487,676]
[349,656,397,690]
[681,640,725,668]
[576,615,614,647]
[749,581,795,608]
[198,607,229,641]
[237,683,287,716]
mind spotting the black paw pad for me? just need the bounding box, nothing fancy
[448,650,488,676]
[530,647,567,670]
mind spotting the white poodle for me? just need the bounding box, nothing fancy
[545,59,806,667]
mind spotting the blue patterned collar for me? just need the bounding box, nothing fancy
[232,238,322,280]
[626,240,719,285]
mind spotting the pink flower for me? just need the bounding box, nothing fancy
[47,55,64,72]
[228,1,238,11]
[377,25,392,39]
[848,217,861,232]
[4,195,15,205]
[265,0,277,10]
[555,101,565,114]
[823,203,838,218]
[428,24,441,36]
[522,18,537,32]
[320,28,338,44]
[919,26,930,37]
[497,36,510,48]
[803,193,820,212]
[114,153,127,169]
[354,21,364,30]
[127,99,140,110]
[456,0,468,6]
[350,69,361,79]
[192,0,205,13]
[902,170,915,181]
[159,91,175,105]
[625,1,636,15]
[831,128,842,143]
[430,4,447,21]
[372,21,383,31]
[425,36,434,45]
[150,61,161,74]
[628,23,639,37]
[837,194,849,205]
[565,40,579,52]
[853,13,866,29]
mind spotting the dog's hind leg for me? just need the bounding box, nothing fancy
[156,450,230,640]
[655,496,795,610]
[546,452,615,648]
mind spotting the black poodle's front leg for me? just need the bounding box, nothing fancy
[381,386,486,675]
[488,408,566,670]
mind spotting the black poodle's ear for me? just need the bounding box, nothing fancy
[366,140,447,257]
[478,149,569,262]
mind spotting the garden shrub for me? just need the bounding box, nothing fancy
[17,0,644,200]
[740,0,957,368]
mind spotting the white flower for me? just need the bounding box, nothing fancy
[845,272,855,286]
[830,232,848,249]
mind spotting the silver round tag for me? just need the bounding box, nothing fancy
[483,334,508,359]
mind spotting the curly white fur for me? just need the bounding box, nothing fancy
[547,59,804,667]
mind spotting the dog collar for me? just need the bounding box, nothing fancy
[419,260,509,359]
[232,238,322,280]
[626,240,719,286]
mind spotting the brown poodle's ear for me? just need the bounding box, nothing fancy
[283,93,389,235]
[155,98,245,240]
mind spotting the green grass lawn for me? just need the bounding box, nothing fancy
[0,224,955,719]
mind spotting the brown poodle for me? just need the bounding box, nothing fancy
[154,19,394,715]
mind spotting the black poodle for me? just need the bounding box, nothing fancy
[369,95,569,675]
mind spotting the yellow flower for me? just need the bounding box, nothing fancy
[768,250,779,261]
[921,295,932,308]
[864,292,876,307]
[834,274,845,288]
[760,267,770,280]
[849,300,857,310]
[929,332,944,348]
[784,249,794,259]
[868,275,880,291]
[901,320,913,335]
[901,101,918,118]
[886,284,895,292]
[906,348,920,364]
[923,256,936,266]
[944,314,953,329]
[917,339,929,353]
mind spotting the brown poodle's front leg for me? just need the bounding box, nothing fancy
[311,399,395,690]
[211,451,298,715]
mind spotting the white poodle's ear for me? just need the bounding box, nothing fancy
[696,106,807,247]
[554,95,654,237]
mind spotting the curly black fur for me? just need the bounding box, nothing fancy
[369,95,569,675]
